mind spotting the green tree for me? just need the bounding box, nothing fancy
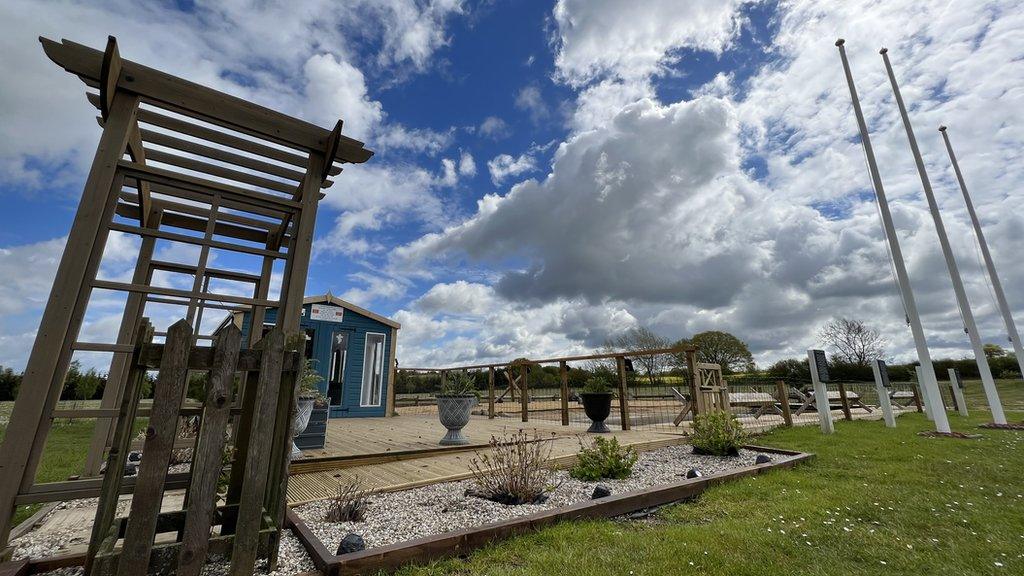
[765,358,810,381]
[0,365,21,401]
[675,331,755,374]
[983,343,1007,359]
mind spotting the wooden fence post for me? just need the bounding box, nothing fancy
[559,361,570,426]
[775,381,793,426]
[911,383,924,413]
[837,382,853,421]
[616,356,631,431]
[519,364,529,423]
[487,367,495,419]
[685,349,701,417]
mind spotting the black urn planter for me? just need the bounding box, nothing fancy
[580,392,613,433]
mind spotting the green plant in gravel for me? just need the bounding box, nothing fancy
[570,436,638,481]
[438,371,480,398]
[690,410,748,456]
[581,370,616,395]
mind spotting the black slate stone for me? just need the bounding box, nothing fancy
[337,533,366,555]
[685,468,702,479]
[592,484,612,499]
[692,445,740,457]
[754,454,772,464]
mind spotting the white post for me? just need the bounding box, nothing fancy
[915,366,934,420]
[947,369,969,417]
[808,350,834,434]
[880,48,1005,425]
[836,39,950,433]
[940,126,1024,385]
[871,360,897,428]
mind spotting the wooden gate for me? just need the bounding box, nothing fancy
[695,363,731,414]
[86,319,299,576]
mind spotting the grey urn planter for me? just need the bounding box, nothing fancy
[291,397,316,458]
[436,395,476,446]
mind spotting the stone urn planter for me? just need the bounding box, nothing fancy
[580,392,613,433]
[436,395,476,445]
[291,396,317,458]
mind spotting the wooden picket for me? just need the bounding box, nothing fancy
[86,320,299,576]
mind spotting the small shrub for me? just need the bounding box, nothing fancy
[570,436,637,481]
[468,430,558,505]
[581,369,616,395]
[438,371,479,397]
[325,479,369,522]
[690,411,747,457]
[998,370,1021,380]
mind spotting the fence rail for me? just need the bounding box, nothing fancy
[396,349,927,435]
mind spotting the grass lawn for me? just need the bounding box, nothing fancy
[3,383,1024,574]
[395,391,1024,575]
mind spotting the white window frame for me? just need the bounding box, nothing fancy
[359,332,387,407]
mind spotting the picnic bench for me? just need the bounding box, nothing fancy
[729,391,784,419]
[792,387,872,416]
[888,389,917,407]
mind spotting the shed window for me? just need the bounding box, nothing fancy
[360,333,386,407]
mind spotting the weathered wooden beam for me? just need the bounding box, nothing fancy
[107,221,282,259]
[144,148,299,196]
[117,320,192,576]
[42,37,372,163]
[178,326,241,576]
[229,329,285,576]
[0,93,141,550]
[118,161,300,213]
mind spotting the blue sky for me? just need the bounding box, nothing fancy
[1,0,1023,371]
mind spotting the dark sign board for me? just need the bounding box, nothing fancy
[810,349,829,383]
[623,358,635,372]
[874,359,891,388]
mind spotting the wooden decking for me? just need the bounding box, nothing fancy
[285,406,915,505]
[286,415,684,505]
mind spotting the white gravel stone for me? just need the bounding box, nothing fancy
[297,444,768,552]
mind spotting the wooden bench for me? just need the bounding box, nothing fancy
[728,391,783,419]
[792,388,872,416]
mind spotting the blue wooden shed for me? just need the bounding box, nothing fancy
[228,293,401,419]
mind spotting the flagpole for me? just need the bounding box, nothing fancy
[835,39,950,433]
[879,48,1005,425]
[940,125,1024,383]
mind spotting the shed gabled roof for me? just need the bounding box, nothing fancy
[303,293,401,329]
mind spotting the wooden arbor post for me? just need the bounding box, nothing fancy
[0,35,371,566]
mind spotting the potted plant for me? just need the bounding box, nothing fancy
[580,370,615,433]
[435,371,479,446]
[292,358,326,457]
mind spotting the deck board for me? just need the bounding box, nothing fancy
[287,415,682,505]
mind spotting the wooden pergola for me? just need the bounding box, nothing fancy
[0,35,372,565]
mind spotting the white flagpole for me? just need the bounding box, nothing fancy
[939,125,1024,383]
[880,48,1005,425]
[835,39,950,433]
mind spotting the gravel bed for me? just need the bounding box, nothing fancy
[12,498,314,576]
[297,444,770,553]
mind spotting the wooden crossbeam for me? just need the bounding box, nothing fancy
[43,37,372,163]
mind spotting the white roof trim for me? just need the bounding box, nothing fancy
[302,293,401,329]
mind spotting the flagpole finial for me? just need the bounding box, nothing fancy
[835,38,845,46]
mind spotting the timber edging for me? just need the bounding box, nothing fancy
[286,446,814,575]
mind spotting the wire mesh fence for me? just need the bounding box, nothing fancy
[394,355,929,435]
